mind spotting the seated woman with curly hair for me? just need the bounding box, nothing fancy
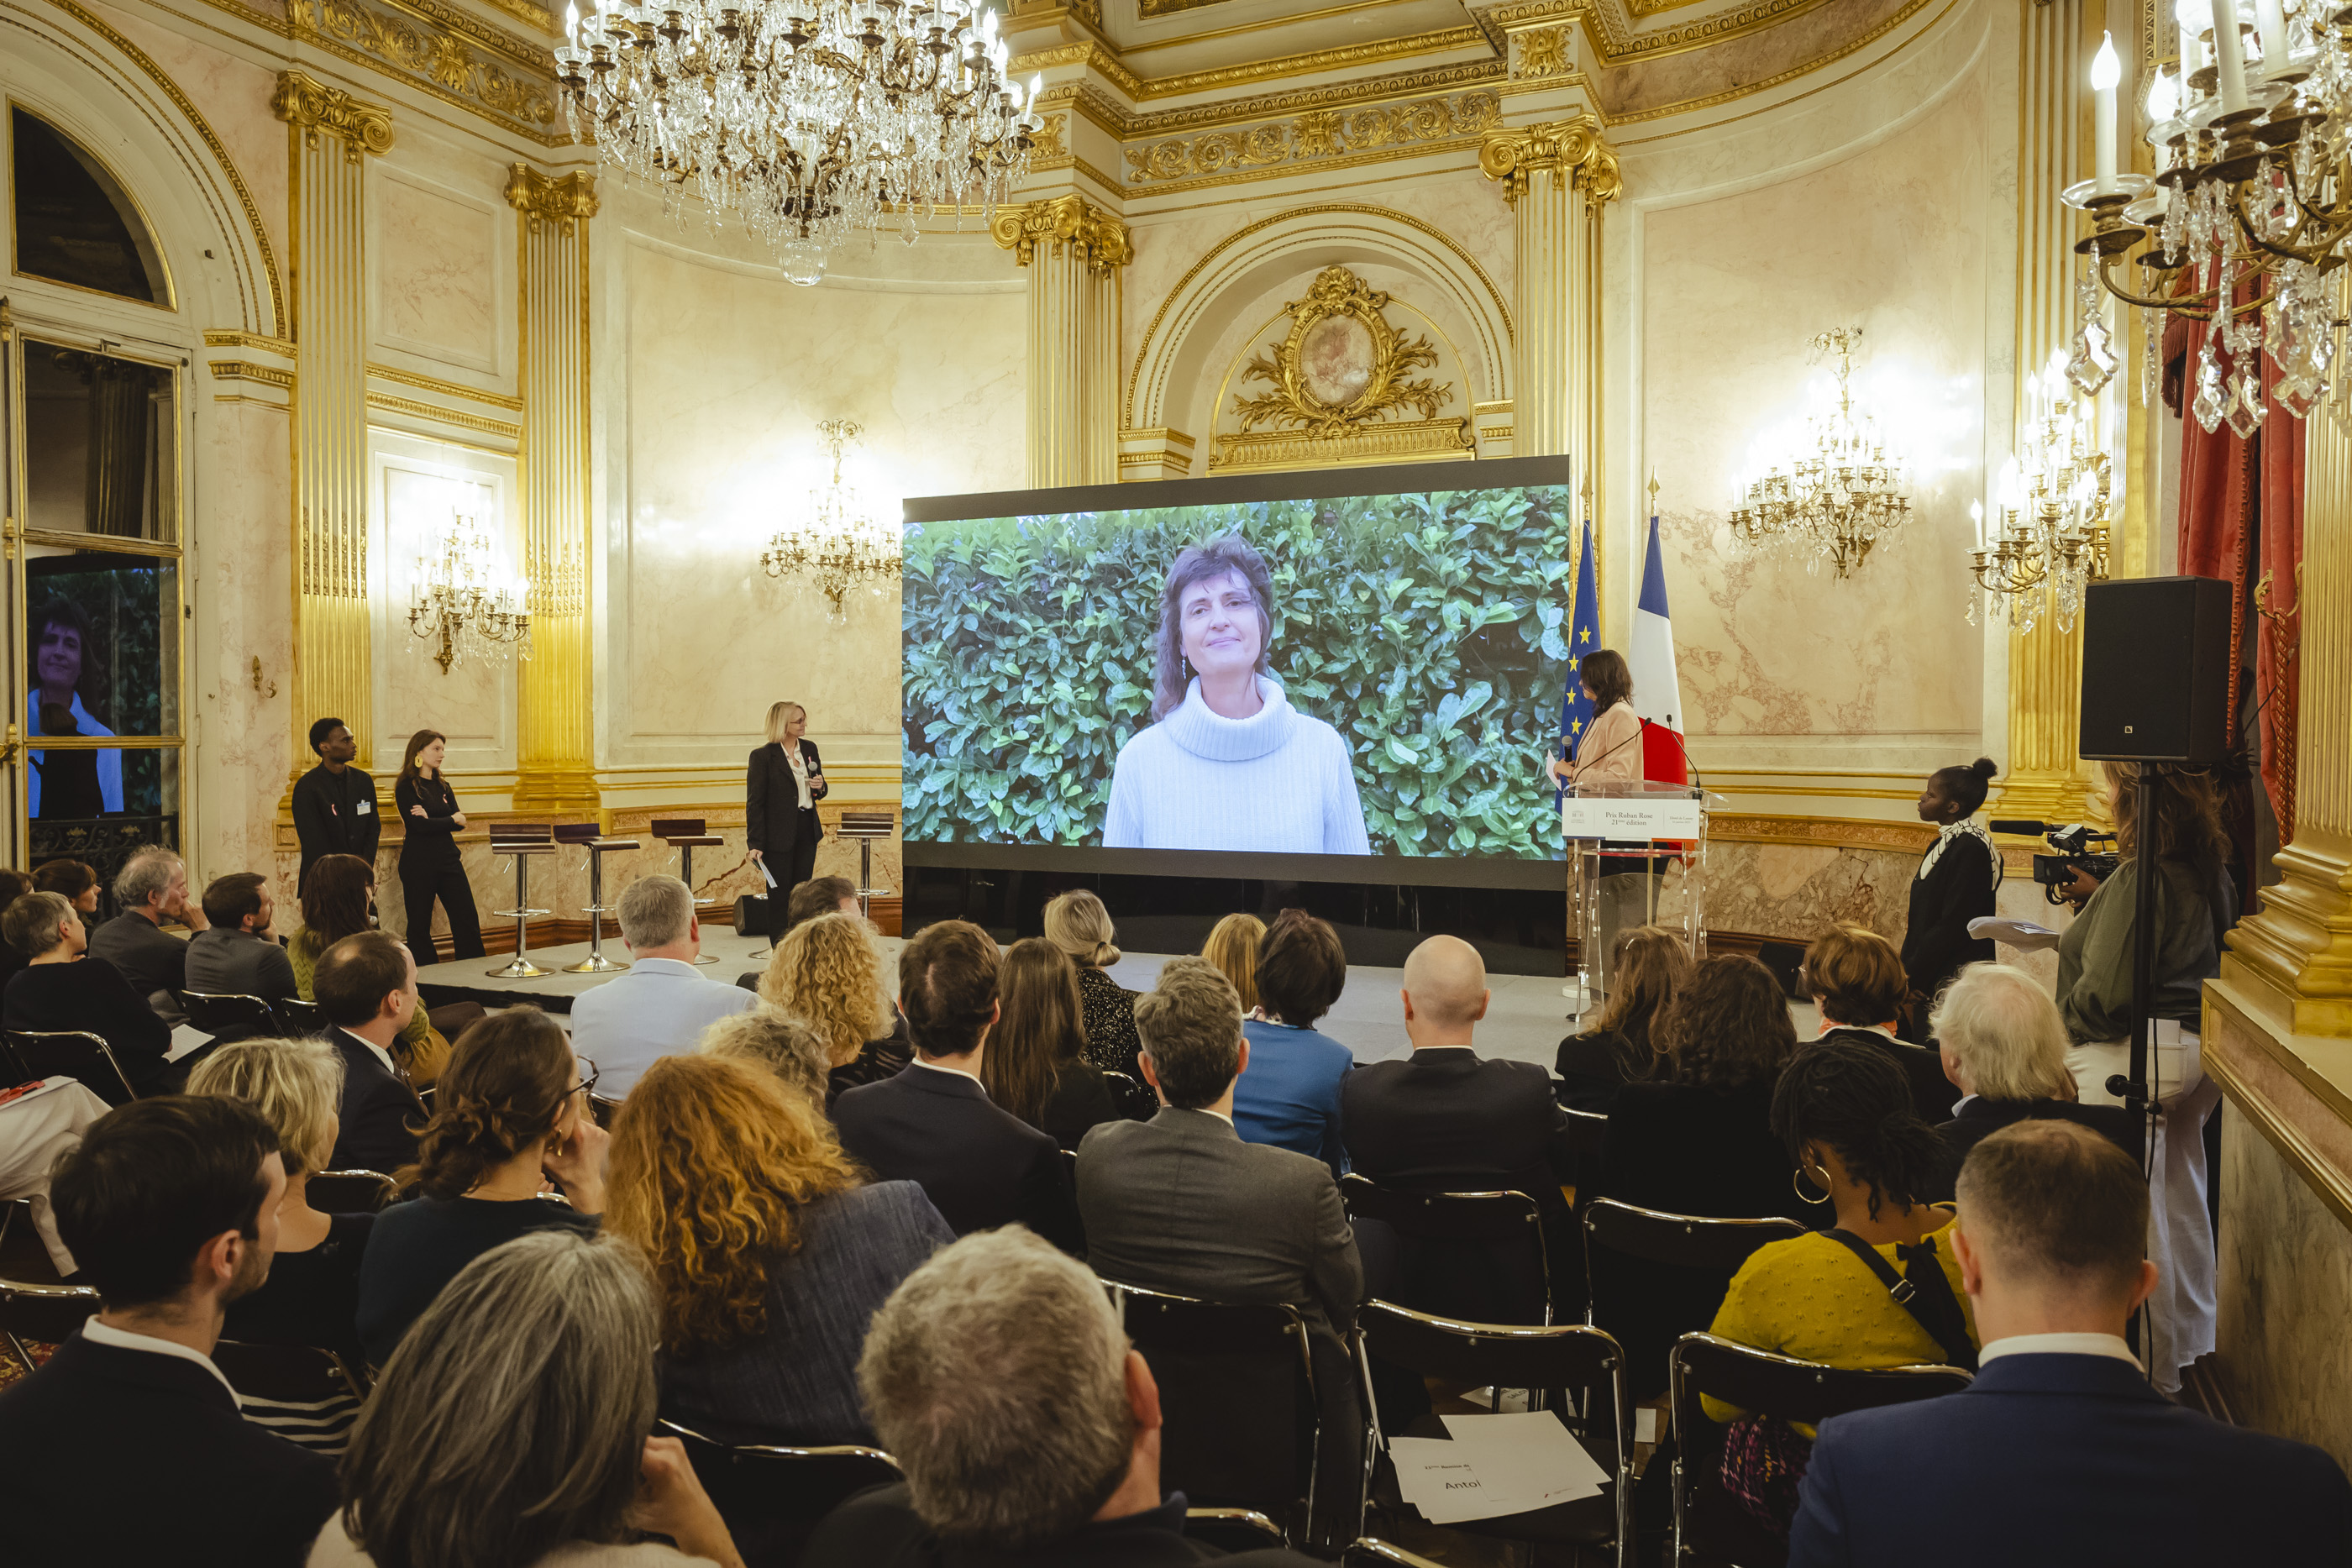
[758,912,911,1106]
[605,1054,952,1448]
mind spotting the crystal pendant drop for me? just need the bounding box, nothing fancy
[2193,348,2229,433]
[2224,368,2268,438]
[900,207,921,246]
[2069,271,2118,396]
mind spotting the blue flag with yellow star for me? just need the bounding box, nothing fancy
[1557,517,1600,803]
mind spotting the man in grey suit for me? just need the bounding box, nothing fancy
[184,873,298,1004]
[1076,957,1362,1544]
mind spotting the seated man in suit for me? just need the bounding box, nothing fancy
[1341,934,1572,1321]
[87,844,208,1025]
[1078,957,1363,1544]
[1789,1120,2352,1566]
[312,930,428,1172]
[184,872,299,1005]
[568,874,755,1096]
[0,1095,339,1567]
[832,920,1080,1253]
[1803,924,1959,1123]
[1929,963,2137,1171]
[806,1228,1316,1568]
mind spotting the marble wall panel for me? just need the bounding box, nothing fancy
[192,400,294,896]
[369,437,517,774]
[375,172,500,372]
[2217,1105,2352,1472]
[1704,837,1916,941]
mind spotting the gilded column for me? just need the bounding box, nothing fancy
[1480,116,1618,475]
[506,165,599,814]
[273,71,391,779]
[992,195,1130,488]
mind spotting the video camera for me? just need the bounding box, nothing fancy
[1990,819,2120,905]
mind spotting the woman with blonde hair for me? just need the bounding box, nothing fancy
[698,1007,832,1108]
[757,912,907,1103]
[980,939,1116,1150]
[1200,912,1264,1013]
[1554,925,1690,1111]
[605,1055,951,1446]
[1043,889,1140,1078]
[745,700,827,944]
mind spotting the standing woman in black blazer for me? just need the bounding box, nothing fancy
[395,729,484,967]
[748,700,827,943]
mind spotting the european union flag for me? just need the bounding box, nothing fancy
[1557,517,1601,802]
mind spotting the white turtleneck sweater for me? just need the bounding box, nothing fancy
[1103,675,1372,854]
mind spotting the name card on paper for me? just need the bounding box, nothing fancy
[1560,794,1704,841]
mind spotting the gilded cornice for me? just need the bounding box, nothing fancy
[203,328,297,354]
[368,361,525,409]
[1126,58,1507,134]
[505,162,599,222]
[1607,0,1937,128]
[1129,90,1499,186]
[271,66,396,155]
[1478,113,1620,206]
[1011,27,1495,107]
[1469,0,1840,66]
[365,390,522,440]
[287,0,557,134]
[990,193,1131,270]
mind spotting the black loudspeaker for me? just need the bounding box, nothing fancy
[2077,575,2234,763]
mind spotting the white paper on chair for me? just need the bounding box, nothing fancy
[165,1025,211,1063]
[1969,916,2061,952]
[1389,1412,1609,1523]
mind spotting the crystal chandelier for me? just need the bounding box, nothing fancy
[762,419,901,615]
[1970,352,2115,634]
[2065,2,2352,434]
[553,0,1041,283]
[408,511,531,674]
[1728,327,1913,578]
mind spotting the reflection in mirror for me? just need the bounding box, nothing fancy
[10,106,171,305]
[24,552,179,821]
[22,342,176,540]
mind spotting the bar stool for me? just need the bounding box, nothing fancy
[835,810,895,920]
[559,823,640,975]
[652,816,727,965]
[487,824,556,978]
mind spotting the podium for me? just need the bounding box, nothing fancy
[1560,780,1721,1018]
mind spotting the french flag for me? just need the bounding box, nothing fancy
[1630,513,1688,785]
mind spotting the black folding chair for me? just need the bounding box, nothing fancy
[1355,1298,1633,1567]
[1582,1198,1807,1401]
[1339,1175,1552,1326]
[0,1200,65,1285]
[659,1417,903,1568]
[0,1279,99,1376]
[1667,1333,1971,1567]
[307,1170,399,1214]
[212,1340,370,1452]
[181,991,276,1039]
[1186,1508,1288,1553]
[1342,1540,1446,1568]
[271,997,327,1036]
[590,1093,623,1130]
[1100,1069,1158,1120]
[5,1031,136,1104]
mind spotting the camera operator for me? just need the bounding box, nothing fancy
[2055,862,2104,910]
[2053,758,2234,1396]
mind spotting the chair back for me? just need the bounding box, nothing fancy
[1099,1069,1157,1121]
[1667,1333,1971,1567]
[590,1092,623,1130]
[1343,1541,1448,1568]
[211,1339,368,1414]
[1339,1175,1551,1325]
[1107,1281,1318,1526]
[181,991,274,1036]
[1583,1199,1807,1273]
[1582,1198,1807,1399]
[0,1200,65,1285]
[271,997,327,1036]
[1560,1107,1609,1162]
[5,1031,135,1104]
[307,1170,399,1214]
[1186,1508,1289,1554]
[0,1280,100,1374]
[659,1418,902,1568]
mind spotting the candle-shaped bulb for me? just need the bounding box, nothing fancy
[1971,498,1985,550]
[2255,0,2290,71]
[979,6,996,36]
[2091,32,2121,193]
[2148,65,2179,123]
[566,0,579,40]
[2209,0,2251,108]
[2089,30,2121,90]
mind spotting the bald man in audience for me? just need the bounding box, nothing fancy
[1339,934,1574,1322]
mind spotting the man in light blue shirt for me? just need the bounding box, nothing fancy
[566,874,755,1096]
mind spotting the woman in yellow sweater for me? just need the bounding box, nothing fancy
[1705,1038,1977,1428]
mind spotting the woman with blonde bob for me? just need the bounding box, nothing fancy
[1043,889,1141,1077]
[757,911,906,1103]
[1199,912,1265,1013]
[604,1055,952,1446]
[318,1229,745,1568]
[698,1006,832,1109]
[745,700,828,941]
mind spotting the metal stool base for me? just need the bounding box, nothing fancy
[488,955,552,979]
[563,952,629,974]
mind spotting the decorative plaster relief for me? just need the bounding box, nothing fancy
[1126,92,1501,186]
[287,0,556,133]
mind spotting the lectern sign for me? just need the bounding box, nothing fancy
[1560,795,1704,841]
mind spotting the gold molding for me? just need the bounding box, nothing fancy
[365,390,522,440]
[1708,813,1940,852]
[1210,418,1473,473]
[367,361,525,411]
[1479,113,1621,208]
[1127,91,1499,185]
[270,67,395,157]
[1143,25,1490,97]
[2202,979,2352,1229]
[1227,264,1461,438]
[991,193,1131,271]
[505,163,599,223]
[1514,24,1571,76]
[1127,60,1507,134]
[1608,0,1940,130]
[1470,0,1841,67]
[286,0,557,136]
[207,358,296,388]
[203,328,297,354]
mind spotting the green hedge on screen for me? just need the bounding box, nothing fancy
[901,485,1582,858]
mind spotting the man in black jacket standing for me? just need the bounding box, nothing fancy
[291,716,380,894]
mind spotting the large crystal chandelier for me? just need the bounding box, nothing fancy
[408,511,531,674]
[1970,351,2115,633]
[1728,327,1913,578]
[2066,2,2352,433]
[553,0,1042,283]
[761,419,902,614]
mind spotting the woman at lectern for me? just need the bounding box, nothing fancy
[1102,537,1370,856]
[748,700,828,944]
[1544,648,1641,787]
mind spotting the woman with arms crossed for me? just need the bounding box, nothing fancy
[394,729,484,968]
[747,700,827,946]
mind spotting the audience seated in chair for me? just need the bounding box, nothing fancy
[802,1227,1318,1568]
[1077,957,1363,1542]
[185,873,299,1006]
[29,859,97,918]
[287,854,458,1087]
[354,1009,606,1366]
[832,920,1080,1251]
[981,939,1118,1151]
[86,845,207,1025]
[0,1070,112,1276]
[605,1053,951,1446]
[698,1006,833,1109]
[1045,889,1142,1078]
[2,889,178,1096]
[311,931,429,1174]
[1803,924,1959,1123]
[1787,1120,2352,1566]
[319,1229,745,1568]
[0,1095,339,1567]
[1200,912,1265,1014]
[1231,909,1354,1171]
[0,868,34,994]
[758,910,911,1106]
[1929,964,2138,1171]
[734,875,861,991]
[188,1038,373,1374]
[569,876,756,1098]
[1554,924,1689,1112]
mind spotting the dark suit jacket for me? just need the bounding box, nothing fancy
[86,910,192,1010]
[326,1025,425,1173]
[184,927,299,1004]
[1789,1352,2352,1566]
[394,771,466,870]
[291,763,381,889]
[1814,1025,1961,1124]
[0,1331,339,1568]
[832,1062,1082,1253]
[805,1483,1321,1568]
[745,740,827,857]
[1938,1095,2141,1167]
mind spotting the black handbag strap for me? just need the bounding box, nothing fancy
[1823,1228,1979,1372]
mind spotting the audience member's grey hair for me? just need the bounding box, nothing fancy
[2,891,74,958]
[699,1005,830,1105]
[113,845,182,910]
[859,1228,1133,1549]
[1133,957,1243,1109]
[339,1230,657,1568]
[1929,963,2076,1101]
[617,873,695,950]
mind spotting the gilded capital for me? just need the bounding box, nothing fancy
[270,70,394,159]
[505,164,601,223]
[1479,114,1621,211]
[991,194,1131,272]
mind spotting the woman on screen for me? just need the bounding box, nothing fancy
[26,598,122,819]
[1102,536,1369,856]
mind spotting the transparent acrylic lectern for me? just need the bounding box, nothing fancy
[1561,779,1723,1020]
